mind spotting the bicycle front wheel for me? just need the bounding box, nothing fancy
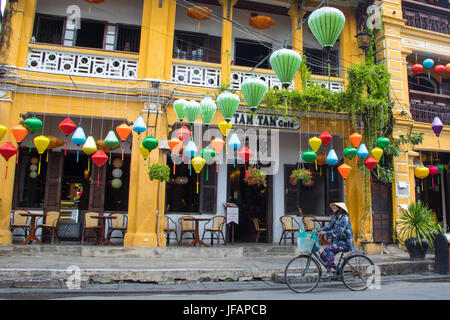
[284,255,321,293]
[341,254,375,291]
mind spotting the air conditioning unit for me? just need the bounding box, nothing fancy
[396,181,410,198]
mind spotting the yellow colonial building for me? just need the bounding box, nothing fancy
[0,0,446,249]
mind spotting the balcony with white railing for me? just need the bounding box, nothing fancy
[230,66,293,91]
[171,59,222,88]
[26,44,139,79]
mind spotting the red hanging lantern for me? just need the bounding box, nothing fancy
[91,150,108,188]
[435,65,445,84]
[238,146,253,163]
[58,118,77,156]
[412,64,423,84]
[364,156,378,171]
[0,142,18,179]
[176,126,191,142]
[319,130,333,147]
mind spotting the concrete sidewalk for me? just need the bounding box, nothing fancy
[0,243,447,294]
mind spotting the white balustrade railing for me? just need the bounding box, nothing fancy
[308,78,344,92]
[171,62,221,87]
[27,48,139,79]
[230,69,294,91]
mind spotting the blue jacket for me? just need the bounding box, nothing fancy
[319,213,355,251]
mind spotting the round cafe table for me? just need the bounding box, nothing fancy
[91,215,117,246]
[182,217,211,247]
[312,217,332,245]
[20,212,47,245]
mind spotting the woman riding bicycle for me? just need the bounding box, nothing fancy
[317,202,355,278]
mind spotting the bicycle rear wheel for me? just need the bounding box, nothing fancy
[341,254,375,291]
[284,255,321,293]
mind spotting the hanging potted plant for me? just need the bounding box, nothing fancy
[244,167,267,187]
[148,163,170,182]
[398,202,442,261]
[290,168,313,185]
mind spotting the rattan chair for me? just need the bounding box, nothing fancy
[35,211,61,244]
[178,216,195,245]
[163,216,178,245]
[279,215,300,245]
[253,218,268,243]
[201,216,226,246]
[81,212,101,245]
[10,210,30,240]
[302,216,317,232]
[106,213,128,241]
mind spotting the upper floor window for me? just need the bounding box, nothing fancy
[116,25,141,53]
[303,48,340,78]
[173,31,221,63]
[234,38,271,69]
[75,19,106,49]
[33,14,64,44]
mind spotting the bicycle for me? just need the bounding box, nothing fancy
[284,242,376,293]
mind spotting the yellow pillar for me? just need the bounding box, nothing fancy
[219,0,237,87]
[288,1,303,91]
[138,0,176,80]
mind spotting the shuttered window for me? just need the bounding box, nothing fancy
[173,31,221,63]
[116,24,141,53]
[303,48,340,77]
[33,14,64,45]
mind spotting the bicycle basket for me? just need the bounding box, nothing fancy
[297,231,318,253]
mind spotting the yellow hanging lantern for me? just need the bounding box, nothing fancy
[192,156,206,194]
[139,143,150,160]
[219,121,232,137]
[371,147,383,162]
[309,136,322,170]
[0,125,7,141]
[415,166,429,191]
[33,135,50,175]
[83,136,97,175]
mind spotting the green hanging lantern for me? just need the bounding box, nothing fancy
[142,136,159,152]
[173,99,187,122]
[241,78,268,112]
[217,91,240,122]
[269,49,302,89]
[201,147,216,181]
[376,136,390,149]
[344,146,358,159]
[301,149,317,163]
[104,130,120,149]
[184,100,201,123]
[24,117,43,133]
[199,97,217,125]
[307,6,346,52]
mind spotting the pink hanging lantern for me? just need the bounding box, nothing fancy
[428,165,438,187]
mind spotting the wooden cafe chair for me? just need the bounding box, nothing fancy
[10,210,30,240]
[163,215,178,245]
[81,212,101,245]
[279,215,300,245]
[253,218,268,243]
[35,211,61,244]
[201,216,226,246]
[178,216,195,245]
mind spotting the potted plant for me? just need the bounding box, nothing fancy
[244,167,267,187]
[398,202,442,261]
[148,163,170,182]
[290,168,313,186]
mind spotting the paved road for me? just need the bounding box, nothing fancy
[55,279,450,300]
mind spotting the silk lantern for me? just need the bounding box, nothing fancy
[116,123,132,160]
[412,64,423,84]
[364,156,378,187]
[326,148,338,182]
[187,6,212,31]
[185,100,201,124]
[83,136,97,175]
[173,99,187,122]
[436,164,444,185]
[0,142,17,178]
[111,178,122,189]
[435,65,445,84]
[217,91,240,122]
[319,130,332,147]
[168,137,182,174]
[58,117,77,156]
[72,127,86,163]
[308,6,345,55]
[11,125,28,145]
[422,58,434,79]
[241,78,268,112]
[428,165,438,187]
[219,121,232,154]
[210,137,225,172]
[415,165,429,191]
[200,97,217,126]
[142,136,158,167]
[302,149,317,163]
[357,143,369,159]
[349,132,363,148]
[371,147,383,161]
[446,63,450,73]
[139,144,150,161]
[432,116,444,148]
[0,125,7,141]
[133,115,146,151]
[47,136,64,150]
[176,126,191,142]
[91,150,108,188]
[184,140,197,175]
[191,156,206,194]
[338,163,351,197]
[344,146,357,160]
[34,135,50,175]
[238,146,253,163]
[249,14,275,30]
[309,136,322,169]
[104,129,120,151]
[376,136,390,149]
[228,133,241,167]
[269,49,302,89]
[201,147,216,181]
[24,117,42,134]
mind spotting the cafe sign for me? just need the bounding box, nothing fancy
[231,112,299,130]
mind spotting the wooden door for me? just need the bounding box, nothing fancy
[44,151,64,211]
[372,180,393,243]
[88,164,107,214]
[285,164,299,215]
[199,164,217,213]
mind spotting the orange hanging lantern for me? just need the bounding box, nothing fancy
[11,125,28,145]
[249,13,275,30]
[187,6,213,31]
[349,132,363,148]
[116,123,132,161]
[338,163,352,198]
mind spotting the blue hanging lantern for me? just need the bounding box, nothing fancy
[422,58,434,79]
[184,140,197,175]
[133,115,146,151]
[72,126,86,163]
[227,133,241,167]
[357,143,369,159]
[326,149,339,182]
